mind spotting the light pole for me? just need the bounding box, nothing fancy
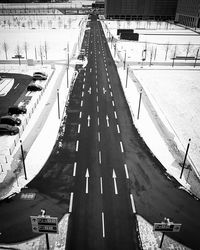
[123,50,127,70]
[180,138,191,179]
[125,65,129,88]
[57,89,60,119]
[64,44,69,88]
[20,140,27,180]
[137,89,143,120]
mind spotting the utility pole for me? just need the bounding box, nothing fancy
[20,140,27,180]
[180,138,191,179]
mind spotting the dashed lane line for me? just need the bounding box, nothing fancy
[130,194,136,213]
[69,192,74,213]
[120,141,124,153]
[117,124,120,133]
[79,112,82,119]
[114,111,118,119]
[73,162,77,176]
[76,140,79,152]
[124,164,129,179]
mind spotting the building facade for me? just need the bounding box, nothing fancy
[175,0,200,28]
[105,0,178,20]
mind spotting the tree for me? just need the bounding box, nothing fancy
[3,41,8,60]
[44,41,49,60]
[23,41,28,59]
[15,45,23,65]
[39,45,44,65]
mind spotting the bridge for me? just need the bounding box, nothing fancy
[0,1,96,15]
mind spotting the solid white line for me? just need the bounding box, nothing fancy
[124,164,129,179]
[99,151,102,164]
[120,141,124,153]
[102,212,105,238]
[100,177,103,194]
[112,100,115,107]
[79,112,82,119]
[69,192,74,213]
[78,124,81,133]
[114,111,117,119]
[117,124,120,133]
[130,194,136,213]
[73,162,77,176]
[80,100,83,107]
[98,132,101,142]
[76,140,79,152]
[98,117,100,126]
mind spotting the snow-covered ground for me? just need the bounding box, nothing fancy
[101,18,200,198]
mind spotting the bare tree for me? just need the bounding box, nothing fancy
[23,41,28,59]
[15,45,23,65]
[39,45,44,65]
[35,46,37,60]
[165,42,170,61]
[3,41,8,60]
[185,42,191,60]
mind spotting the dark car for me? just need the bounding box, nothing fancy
[27,84,43,91]
[8,106,27,115]
[33,72,48,80]
[0,124,19,135]
[0,115,21,126]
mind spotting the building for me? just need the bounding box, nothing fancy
[105,0,178,20]
[175,0,200,28]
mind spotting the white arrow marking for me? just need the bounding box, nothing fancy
[112,169,118,195]
[98,132,101,142]
[88,87,91,94]
[85,169,89,194]
[120,141,124,153]
[99,151,102,164]
[79,111,82,119]
[69,192,74,213]
[102,212,105,238]
[117,124,120,133]
[124,164,129,179]
[73,162,77,176]
[130,194,136,213]
[78,124,81,133]
[106,115,109,127]
[87,115,91,127]
[76,140,79,152]
[100,177,103,194]
[114,111,117,119]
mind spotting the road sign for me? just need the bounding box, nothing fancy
[154,223,181,232]
[30,216,58,234]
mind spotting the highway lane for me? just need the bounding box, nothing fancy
[66,16,140,250]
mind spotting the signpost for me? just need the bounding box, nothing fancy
[153,218,181,248]
[30,210,58,250]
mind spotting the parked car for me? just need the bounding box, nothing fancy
[8,106,27,115]
[0,115,21,126]
[27,83,43,91]
[0,124,19,135]
[33,72,48,80]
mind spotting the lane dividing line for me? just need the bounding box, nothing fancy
[110,91,113,97]
[100,177,103,194]
[73,162,77,176]
[120,141,124,153]
[102,212,105,238]
[76,140,79,152]
[112,100,115,107]
[78,124,81,134]
[109,84,111,89]
[98,132,101,142]
[124,164,129,179]
[96,81,98,85]
[96,88,98,93]
[117,124,120,133]
[81,100,83,107]
[82,91,84,97]
[79,111,82,119]
[99,151,102,164]
[97,106,99,113]
[83,84,85,89]
[114,111,118,119]
[96,96,98,102]
[83,78,86,82]
[130,194,136,213]
[69,192,74,213]
[112,169,118,195]
[98,117,100,126]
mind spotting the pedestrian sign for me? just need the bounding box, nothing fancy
[30,215,58,234]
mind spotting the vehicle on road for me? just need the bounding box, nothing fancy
[33,72,48,80]
[0,124,19,135]
[0,115,21,126]
[8,106,27,115]
[27,83,43,91]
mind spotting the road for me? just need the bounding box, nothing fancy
[0,14,200,250]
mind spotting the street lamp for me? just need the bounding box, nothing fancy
[20,140,27,180]
[123,50,126,70]
[180,138,191,179]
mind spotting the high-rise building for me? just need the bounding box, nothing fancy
[105,0,178,20]
[175,0,200,28]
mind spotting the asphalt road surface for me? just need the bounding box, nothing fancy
[0,14,200,250]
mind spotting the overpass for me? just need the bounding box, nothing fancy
[0,1,95,15]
